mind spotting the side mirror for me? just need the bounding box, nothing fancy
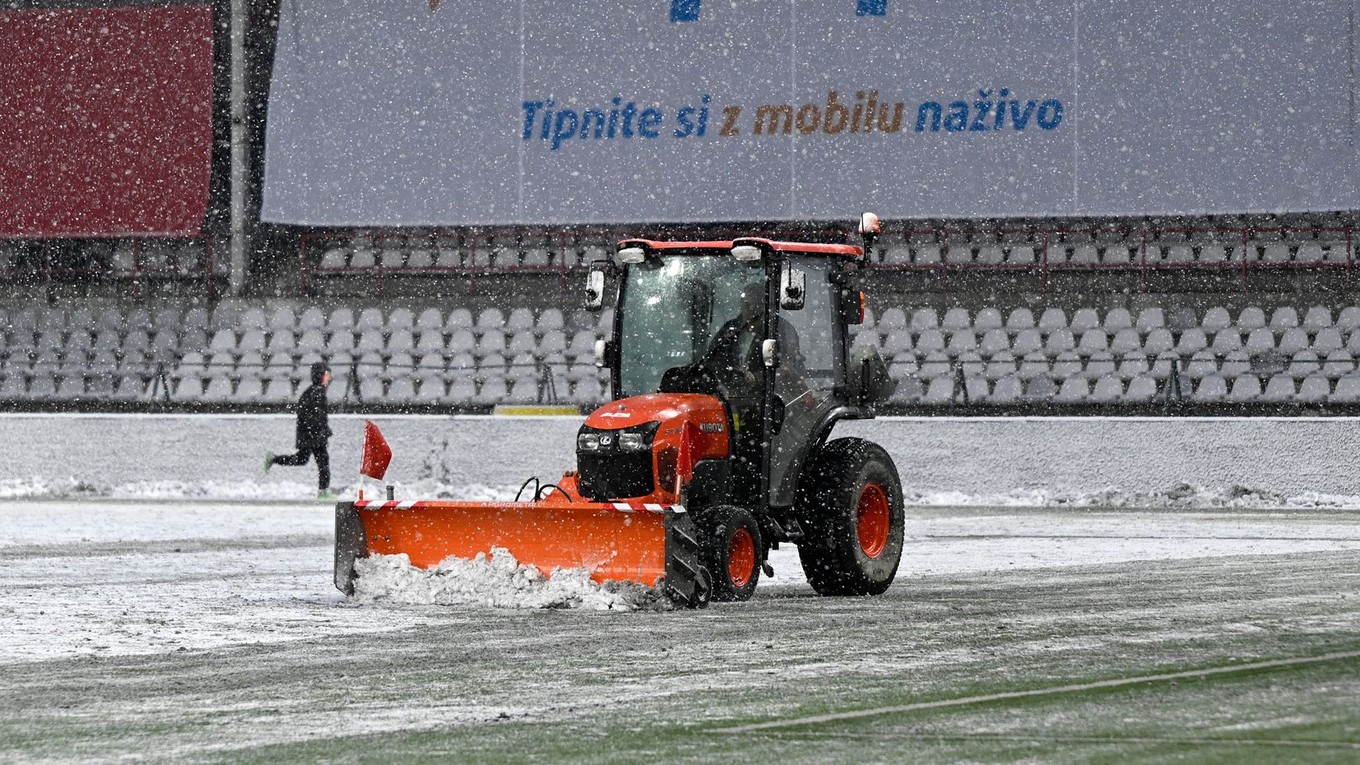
[848,344,895,405]
[858,212,881,254]
[584,268,606,312]
[779,265,805,311]
[594,339,618,369]
[840,289,865,325]
[761,338,779,368]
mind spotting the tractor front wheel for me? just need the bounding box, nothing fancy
[699,504,762,601]
[795,438,904,596]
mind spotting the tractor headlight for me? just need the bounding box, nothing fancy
[577,422,660,454]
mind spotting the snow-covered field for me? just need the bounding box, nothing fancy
[5,489,1360,762]
[6,413,1360,760]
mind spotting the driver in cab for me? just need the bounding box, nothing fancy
[706,282,806,396]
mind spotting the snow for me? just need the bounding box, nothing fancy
[5,473,1360,511]
[5,494,1360,664]
[353,550,671,611]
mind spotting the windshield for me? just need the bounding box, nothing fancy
[617,253,763,397]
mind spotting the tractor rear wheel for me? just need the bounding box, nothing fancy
[795,437,904,596]
[699,504,762,601]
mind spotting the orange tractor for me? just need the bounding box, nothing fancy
[335,215,902,606]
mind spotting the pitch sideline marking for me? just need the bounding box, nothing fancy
[715,649,1360,734]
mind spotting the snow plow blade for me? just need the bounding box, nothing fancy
[335,499,709,607]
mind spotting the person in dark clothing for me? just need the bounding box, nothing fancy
[265,362,333,497]
[705,282,806,392]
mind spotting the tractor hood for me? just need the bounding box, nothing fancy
[583,393,728,441]
[576,393,731,503]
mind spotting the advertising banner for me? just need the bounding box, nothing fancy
[262,0,1359,226]
[0,5,214,238]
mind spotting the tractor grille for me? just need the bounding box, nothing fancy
[577,451,654,500]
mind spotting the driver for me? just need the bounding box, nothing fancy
[705,282,806,394]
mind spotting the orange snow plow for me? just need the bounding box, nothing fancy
[335,487,706,605]
[335,217,906,608]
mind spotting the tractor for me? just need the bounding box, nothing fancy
[335,214,902,606]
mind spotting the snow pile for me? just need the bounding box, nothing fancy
[909,483,1360,510]
[6,474,1360,510]
[352,549,671,611]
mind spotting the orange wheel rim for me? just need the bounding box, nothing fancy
[857,483,890,559]
[728,528,756,587]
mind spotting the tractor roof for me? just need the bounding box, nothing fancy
[617,238,863,259]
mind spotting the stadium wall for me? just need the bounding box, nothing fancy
[4,413,1358,498]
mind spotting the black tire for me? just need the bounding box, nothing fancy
[795,437,904,596]
[698,504,762,602]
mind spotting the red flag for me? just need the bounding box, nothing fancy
[361,420,392,480]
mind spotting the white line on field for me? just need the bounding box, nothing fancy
[715,650,1360,734]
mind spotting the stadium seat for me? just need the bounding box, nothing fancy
[888,375,924,405]
[1054,377,1089,403]
[296,306,326,332]
[1184,350,1218,380]
[1084,352,1117,380]
[1313,328,1345,357]
[920,376,954,405]
[505,307,535,334]
[981,351,1015,381]
[1322,350,1355,379]
[1134,307,1166,334]
[357,308,384,332]
[1302,306,1333,332]
[1076,329,1109,356]
[974,245,1004,265]
[914,330,946,355]
[1037,308,1067,335]
[1070,308,1100,334]
[1007,245,1037,265]
[910,308,940,334]
[387,307,415,331]
[1199,244,1229,263]
[978,328,1009,358]
[1209,330,1242,354]
[1286,350,1321,379]
[941,307,971,335]
[1259,375,1295,403]
[1269,307,1301,331]
[1124,375,1158,402]
[1226,375,1261,403]
[988,374,1022,404]
[476,308,506,333]
[1192,375,1228,402]
[1237,306,1267,333]
[354,329,385,355]
[1050,351,1082,380]
[415,307,445,335]
[1175,328,1208,355]
[387,378,417,404]
[1044,329,1076,355]
[945,330,977,357]
[917,352,951,380]
[1277,328,1310,357]
[1005,307,1036,334]
[535,308,565,336]
[1023,376,1057,401]
[1016,352,1049,381]
[1329,374,1360,403]
[1089,375,1124,404]
[1243,328,1275,357]
[973,307,1003,334]
[1010,329,1043,356]
[1297,374,1330,404]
